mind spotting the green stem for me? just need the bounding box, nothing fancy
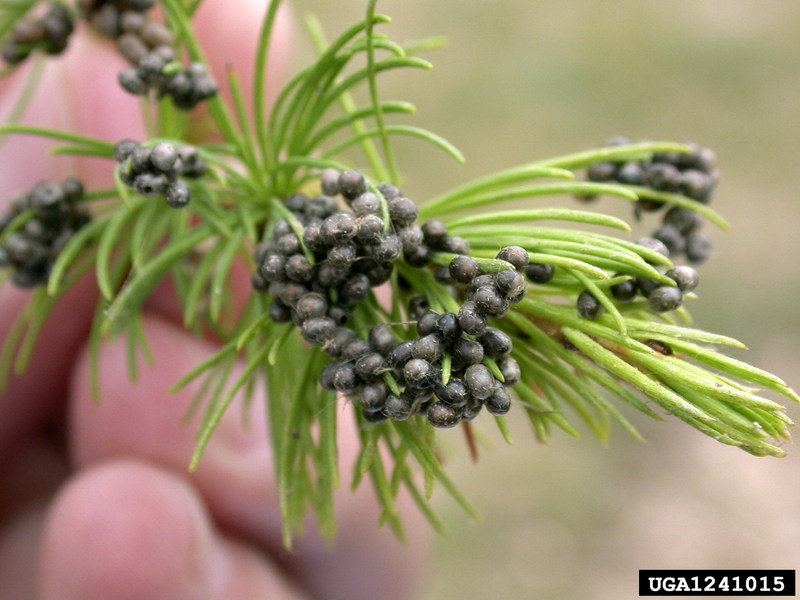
[160,0,241,150]
[366,0,398,183]
[0,124,114,154]
[304,14,391,182]
[253,0,284,171]
[533,141,692,170]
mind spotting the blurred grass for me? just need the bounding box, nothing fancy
[295,2,800,598]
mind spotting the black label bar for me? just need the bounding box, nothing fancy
[639,570,796,596]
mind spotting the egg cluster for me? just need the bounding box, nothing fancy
[321,310,520,428]
[0,179,90,288]
[114,139,207,207]
[79,0,218,109]
[575,235,702,321]
[574,139,717,320]
[1,3,74,65]
[586,137,717,265]
[251,170,424,323]
[251,170,529,427]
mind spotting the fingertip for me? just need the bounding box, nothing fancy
[0,60,73,199]
[0,504,47,600]
[63,29,147,187]
[37,460,225,600]
[0,45,144,203]
[192,0,293,110]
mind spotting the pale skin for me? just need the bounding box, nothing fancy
[0,2,426,598]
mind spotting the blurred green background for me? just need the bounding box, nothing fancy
[295,2,800,598]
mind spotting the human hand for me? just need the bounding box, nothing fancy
[0,2,426,598]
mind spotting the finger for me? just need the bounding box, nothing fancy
[0,274,97,458]
[61,31,147,189]
[70,314,285,545]
[37,460,223,600]
[36,459,310,600]
[0,0,291,450]
[0,503,47,600]
[144,0,293,324]
[219,537,312,600]
[143,257,254,330]
[0,62,76,200]
[0,43,145,200]
[0,436,68,520]
[0,34,143,451]
[69,314,428,598]
[192,0,292,111]
[0,431,68,596]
